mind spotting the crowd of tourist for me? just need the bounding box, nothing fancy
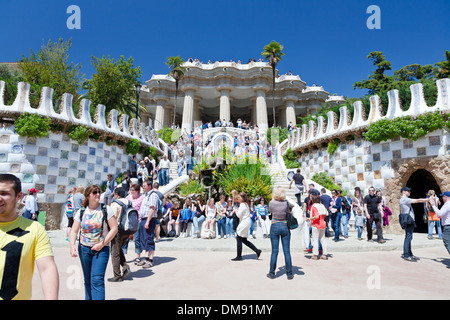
[2,157,450,300]
[168,119,276,177]
[3,119,450,300]
[187,57,265,65]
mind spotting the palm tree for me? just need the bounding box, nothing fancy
[166,56,185,126]
[261,41,285,127]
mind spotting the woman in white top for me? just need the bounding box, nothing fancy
[231,192,262,261]
[204,198,217,234]
[137,161,149,186]
[23,188,39,221]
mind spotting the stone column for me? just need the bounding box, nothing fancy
[154,98,168,130]
[218,88,232,123]
[181,87,197,133]
[194,102,204,128]
[164,105,174,128]
[254,89,269,132]
[250,101,257,125]
[278,106,286,128]
[285,99,297,128]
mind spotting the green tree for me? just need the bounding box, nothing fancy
[19,38,83,107]
[0,64,27,105]
[394,63,437,82]
[83,55,142,117]
[353,51,395,95]
[166,56,185,125]
[435,50,450,79]
[262,41,285,127]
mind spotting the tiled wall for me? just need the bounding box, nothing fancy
[0,126,130,204]
[299,129,450,192]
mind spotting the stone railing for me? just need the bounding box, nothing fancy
[285,78,450,153]
[0,81,168,155]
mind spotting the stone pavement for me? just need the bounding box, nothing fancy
[46,225,443,253]
[31,226,450,301]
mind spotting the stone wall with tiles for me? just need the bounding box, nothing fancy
[299,129,449,191]
[0,80,170,230]
[297,129,450,231]
[0,125,135,230]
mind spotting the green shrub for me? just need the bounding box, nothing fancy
[282,147,299,168]
[179,180,206,196]
[157,126,181,144]
[267,127,288,145]
[214,160,272,201]
[126,138,141,155]
[363,111,448,142]
[68,126,91,144]
[14,113,51,138]
[311,172,346,195]
[327,139,340,155]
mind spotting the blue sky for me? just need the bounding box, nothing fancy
[1,0,449,99]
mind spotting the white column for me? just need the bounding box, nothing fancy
[164,105,173,128]
[278,106,286,128]
[154,98,167,130]
[285,99,297,128]
[194,102,204,128]
[250,101,257,125]
[255,89,268,131]
[181,88,195,133]
[219,89,231,123]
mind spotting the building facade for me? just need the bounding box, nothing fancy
[139,60,344,132]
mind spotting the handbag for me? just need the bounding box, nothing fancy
[285,201,298,230]
[399,206,415,229]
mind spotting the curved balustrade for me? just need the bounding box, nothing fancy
[0,81,168,155]
[286,78,450,152]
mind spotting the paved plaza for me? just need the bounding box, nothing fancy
[31,228,450,301]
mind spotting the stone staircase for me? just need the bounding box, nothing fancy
[169,162,179,182]
[267,163,297,200]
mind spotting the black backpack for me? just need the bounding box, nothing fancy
[341,196,351,211]
[113,199,139,235]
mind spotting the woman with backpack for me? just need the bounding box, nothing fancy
[69,185,118,300]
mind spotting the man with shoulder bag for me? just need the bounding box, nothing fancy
[399,187,428,262]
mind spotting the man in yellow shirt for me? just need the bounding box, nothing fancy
[0,174,59,300]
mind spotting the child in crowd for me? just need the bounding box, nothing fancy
[167,200,181,237]
[354,208,366,240]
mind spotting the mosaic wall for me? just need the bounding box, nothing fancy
[299,129,450,192]
[0,126,130,205]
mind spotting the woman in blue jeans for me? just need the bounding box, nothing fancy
[192,197,205,237]
[69,185,118,300]
[267,187,293,280]
[225,197,236,238]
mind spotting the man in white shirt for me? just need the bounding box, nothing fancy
[157,154,170,186]
[430,191,450,258]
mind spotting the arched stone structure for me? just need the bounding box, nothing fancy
[211,132,234,152]
[383,155,450,232]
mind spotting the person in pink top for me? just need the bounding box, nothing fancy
[307,194,328,260]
